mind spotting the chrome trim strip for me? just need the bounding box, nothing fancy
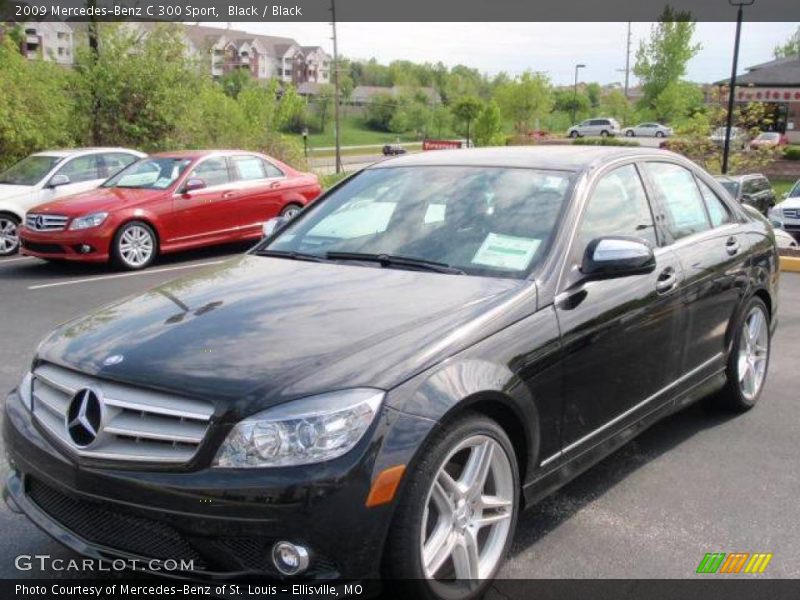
[540,353,724,467]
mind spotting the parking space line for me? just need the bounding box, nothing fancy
[27,260,227,290]
[0,256,36,265]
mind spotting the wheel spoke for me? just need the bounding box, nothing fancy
[452,529,480,580]
[479,494,512,511]
[461,441,494,498]
[423,529,456,577]
[430,479,454,515]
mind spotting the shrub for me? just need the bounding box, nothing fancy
[572,137,640,147]
[784,146,800,161]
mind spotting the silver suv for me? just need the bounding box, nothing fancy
[568,118,621,138]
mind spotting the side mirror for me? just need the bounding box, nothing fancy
[262,216,289,238]
[581,236,656,279]
[183,178,207,193]
[48,174,71,188]
[740,193,755,205]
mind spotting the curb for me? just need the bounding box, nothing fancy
[779,255,800,273]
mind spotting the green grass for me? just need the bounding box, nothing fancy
[303,114,421,148]
[772,179,797,198]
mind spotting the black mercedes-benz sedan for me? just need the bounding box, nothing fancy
[3,147,779,599]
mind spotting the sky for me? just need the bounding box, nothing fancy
[211,21,800,86]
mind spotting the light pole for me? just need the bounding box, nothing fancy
[573,64,586,125]
[723,0,754,175]
[330,0,343,174]
[302,127,309,158]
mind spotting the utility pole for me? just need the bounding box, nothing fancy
[572,64,586,124]
[723,0,754,175]
[330,0,343,174]
[87,0,100,145]
[623,21,632,99]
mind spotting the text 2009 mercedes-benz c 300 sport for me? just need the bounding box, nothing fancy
[3,147,779,599]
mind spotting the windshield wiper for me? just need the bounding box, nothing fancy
[325,252,465,275]
[254,249,329,263]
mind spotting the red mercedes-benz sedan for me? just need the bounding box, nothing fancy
[20,150,322,269]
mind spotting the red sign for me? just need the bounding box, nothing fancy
[423,139,464,151]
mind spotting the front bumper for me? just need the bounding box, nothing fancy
[19,225,113,262]
[3,388,434,580]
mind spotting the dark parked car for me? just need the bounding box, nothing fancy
[715,173,776,216]
[4,147,778,598]
[382,143,408,156]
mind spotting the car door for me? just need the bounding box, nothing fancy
[578,120,592,135]
[168,156,238,245]
[229,155,286,237]
[44,154,105,201]
[641,161,751,382]
[556,163,685,450]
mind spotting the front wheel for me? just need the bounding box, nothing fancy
[280,203,303,219]
[655,131,665,138]
[626,130,635,137]
[0,214,21,256]
[112,221,158,270]
[569,130,579,139]
[713,297,771,412]
[383,413,519,600]
[600,130,610,138]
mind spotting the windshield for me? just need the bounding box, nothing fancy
[261,166,573,279]
[756,133,779,141]
[0,155,63,186]
[789,181,800,198]
[719,180,740,197]
[103,157,192,190]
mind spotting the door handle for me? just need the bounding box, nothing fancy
[725,236,740,256]
[269,181,281,189]
[656,267,678,294]
[223,191,237,199]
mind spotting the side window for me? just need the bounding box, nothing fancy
[263,160,284,178]
[99,153,138,179]
[191,157,231,187]
[56,155,101,183]
[697,179,733,228]
[644,162,711,240]
[231,156,269,181]
[577,164,657,251]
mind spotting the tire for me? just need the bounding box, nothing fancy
[712,297,771,412]
[626,130,635,137]
[600,130,610,138]
[569,130,579,139]
[0,213,21,256]
[655,131,665,138]
[111,221,158,271]
[383,412,519,600]
[280,203,303,219]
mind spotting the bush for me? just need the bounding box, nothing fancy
[784,146,800,161]
[572,137,640,147]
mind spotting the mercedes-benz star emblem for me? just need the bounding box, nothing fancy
[35,215,45,230]
[103,354,124,367]
[65,388,103,448]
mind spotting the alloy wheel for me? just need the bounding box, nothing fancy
[0,217,19,255]
[420,434,514,584]
[118,225,154,268]
[281,205,302,219]
[738,306,769,401]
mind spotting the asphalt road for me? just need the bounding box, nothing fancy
[0,248,798,580]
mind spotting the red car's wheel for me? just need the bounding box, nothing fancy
[112,221,158,271]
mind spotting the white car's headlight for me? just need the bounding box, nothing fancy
[213,389,384,468]
[69,212,109,230]
[18,371,33,411]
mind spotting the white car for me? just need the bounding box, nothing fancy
[769,185,800,243]
[0,148,145,255]
[567,118,621,138]
[622,122,673,138]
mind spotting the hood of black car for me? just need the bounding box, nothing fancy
[36,256,533,415]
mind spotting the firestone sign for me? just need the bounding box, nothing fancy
[735,87,800,102]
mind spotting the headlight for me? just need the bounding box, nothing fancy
[18,372,33,411]
[213,389,384,468]
[69,212,109,230]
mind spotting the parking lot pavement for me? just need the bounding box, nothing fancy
[0,253,798,579]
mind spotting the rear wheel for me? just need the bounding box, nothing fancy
[280,203,303,219]
[383,413,519,600]
[0,213,20,256]
[600,130,610,138]
[112,221,157,270]
[713,297,770,412]
[626,130,635,137]
[655,131,665,138]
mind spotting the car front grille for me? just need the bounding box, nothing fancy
[783,208,799,220]
[26,214,69,231]
[31,363,214,464]
[27,477,207,566]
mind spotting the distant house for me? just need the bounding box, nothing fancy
[8,21,74,65]
[351,85,441,106]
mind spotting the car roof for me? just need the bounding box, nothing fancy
[368,146,682,173]
[149,150,260,160]
[32,148,143,158]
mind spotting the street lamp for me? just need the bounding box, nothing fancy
[722,0,755,175]
[573,64,586,125]
[301,127,309,158]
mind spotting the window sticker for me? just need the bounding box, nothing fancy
[153,177,174,189]
[472,233,541,271]
[424,203,446,224]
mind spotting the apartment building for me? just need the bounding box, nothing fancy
[7,21,332,85]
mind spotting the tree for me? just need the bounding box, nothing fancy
[598,89,633,124]
[364,93,401,132]
[633,7,701,110]
[774,30,800,58]
[651,80,703,123]
[431,106,452,138]
[554,89,591,122]
[586,82,602,108]
[219,68,253,99]
[312,84,335,132]
[473,101,504,146]
[450,96,483,145]
[494,71,553,134]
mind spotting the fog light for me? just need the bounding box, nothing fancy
[80,244,92,254]
[271,541,309,576]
